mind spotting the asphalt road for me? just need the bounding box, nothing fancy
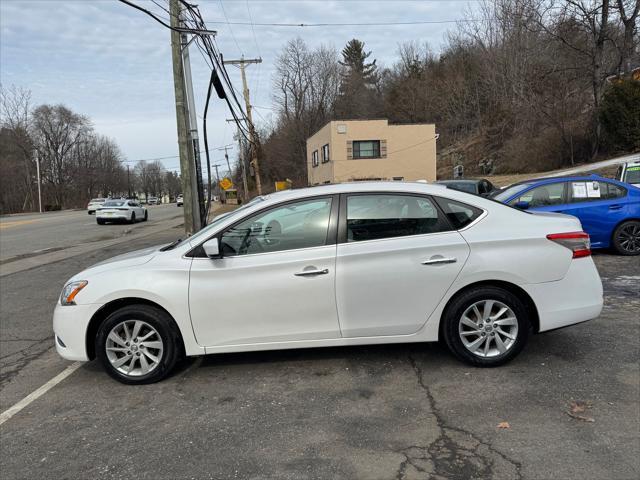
[0,230,638,479]
[0,204,184,262]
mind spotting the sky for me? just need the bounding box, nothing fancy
[1,0,478,176]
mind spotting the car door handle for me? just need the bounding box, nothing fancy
[609,204,622,210]
[294,268,329,277]
[421,257,457,265]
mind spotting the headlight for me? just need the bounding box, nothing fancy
[60,280,88,306]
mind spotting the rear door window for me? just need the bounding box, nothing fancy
[346,194,449,242]
[567,180,626,203]
[434,197,484,229]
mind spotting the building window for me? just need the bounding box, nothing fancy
[392,177,404,181]
[322,144,330,163]
[353,140,381,159]
[311,150,319,167]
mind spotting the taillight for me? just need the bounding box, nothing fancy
[546,232,591,258]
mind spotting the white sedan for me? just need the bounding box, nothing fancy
[87,198,106,214]
[96,199,147,225]
[54,182,603,384]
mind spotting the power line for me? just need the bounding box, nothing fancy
[218,0,243,55]
[201,19,478,27]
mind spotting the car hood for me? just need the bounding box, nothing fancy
[73,245,162,279]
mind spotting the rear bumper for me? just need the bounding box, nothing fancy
[97,212,130,221]
[521,257,603,332]
[53,303,103,361]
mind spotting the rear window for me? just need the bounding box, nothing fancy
[434,197,484,229]
[103,201,125,207]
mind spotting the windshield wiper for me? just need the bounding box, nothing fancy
[160,238,183,251]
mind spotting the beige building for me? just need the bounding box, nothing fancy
[306,119,437,185]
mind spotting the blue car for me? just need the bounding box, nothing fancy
[493,175,640,255]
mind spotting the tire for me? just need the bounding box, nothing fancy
[130,212,136,224]
[88,211,92,215]
[442,286,531,367]
[95,305,183,385]
[97,219,105,225]
[143,210,148,221]
[611,220,640,256]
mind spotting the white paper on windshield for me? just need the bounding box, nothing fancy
[586,182,601,198]
[572,182,587,198]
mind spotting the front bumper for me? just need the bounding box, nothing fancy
[53,303,103,361]
[522,257,603,332]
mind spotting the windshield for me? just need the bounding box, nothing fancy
[176,196,268,247]
[103,201,126,207]
[624,166,640,184]
[493,183,533,202]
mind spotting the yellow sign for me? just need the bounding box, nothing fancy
[275,180,292,191]
[219,177,233,191]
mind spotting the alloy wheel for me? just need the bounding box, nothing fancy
[105,320,164,376]
[458,300,518,358]
[617,223,640,254]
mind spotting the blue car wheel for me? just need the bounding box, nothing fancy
[612,220,640,255]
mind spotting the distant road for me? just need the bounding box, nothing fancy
[0,204,184,262]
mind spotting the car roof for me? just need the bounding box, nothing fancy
[257,181,452,201]
[510,174,624,186]
[435,179,480,185]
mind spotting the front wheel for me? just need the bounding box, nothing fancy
[143,210,148,221]
[442,286,530,367]
[95,305,182,384]
[612,220,640,256]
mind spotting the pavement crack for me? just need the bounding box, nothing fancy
[399,355,524,480]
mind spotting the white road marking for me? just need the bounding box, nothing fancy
[0,362,82,426]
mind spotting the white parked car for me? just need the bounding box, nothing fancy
[617,160,640,186]
[54,182,603,384]
[96,199,148,225]
[87,198,106,214]
[176,194,183,207]
[147,196,159,205]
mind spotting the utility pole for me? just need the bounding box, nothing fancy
[222,56,263,195]
[170,0,213,233]
[34,149,42,213]
[127,165,131,198]
[226,118,249,201]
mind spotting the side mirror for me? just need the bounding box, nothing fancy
[202,238,220,258]
[514,201,530,210]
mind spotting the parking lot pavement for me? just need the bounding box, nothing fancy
[0,235,638,479]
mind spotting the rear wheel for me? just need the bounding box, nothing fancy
[612,220,640,256]
[442,286,530,367]
[143,210,148,221]
[130,212,136,224]
[95,305,182,384]
[97,219,105,225]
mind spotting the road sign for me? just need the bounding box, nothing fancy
[219,177,233,191]
[275,180,292,191]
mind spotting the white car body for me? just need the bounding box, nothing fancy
[54,182,603,373]
[617,160,640,186]
[96,200,147,224]
[176,195,183,206]
[87,198,106,214]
